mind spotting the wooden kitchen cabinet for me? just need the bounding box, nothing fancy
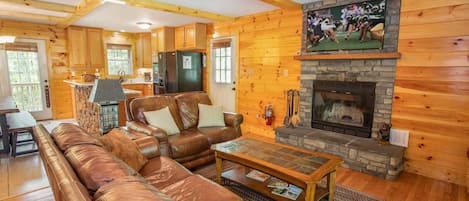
[136,33,152,68]
[153,27,175,52]
[67,26,105,68]
[174,23,206,50]
[143,84,153,96]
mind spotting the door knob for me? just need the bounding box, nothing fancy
[231,87,235,91]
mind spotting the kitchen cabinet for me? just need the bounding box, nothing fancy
[67,26,104,68]
[136,33,152,68]
[174,23,206,50]
[153,27,175,52]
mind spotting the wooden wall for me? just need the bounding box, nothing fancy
[0,20,71,119]
[393,0,469,186]
[207,9,303,138]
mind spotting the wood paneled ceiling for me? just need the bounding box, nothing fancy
[0,0,303,32]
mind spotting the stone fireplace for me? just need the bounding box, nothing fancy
[312,80,376,138]
[275,0,405,180]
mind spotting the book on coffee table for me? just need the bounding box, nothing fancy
[267,177,289,189]
[245,170,270,182]
[271,184,303,200]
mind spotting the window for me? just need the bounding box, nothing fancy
[106,44,132,75]
[212,38,232,84]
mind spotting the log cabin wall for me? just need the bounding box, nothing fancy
[0,20,72,119]
[207,9,303,138]
[393,0,469,186]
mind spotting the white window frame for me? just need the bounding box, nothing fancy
[211,37,234,84]
[106,44,133,75]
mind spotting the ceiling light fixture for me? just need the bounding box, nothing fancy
[102,0,126,5]
[136,22,152,30]
[0,36,16,44]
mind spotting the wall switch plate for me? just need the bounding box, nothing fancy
[283,69,288,77]
[390,128,409,147]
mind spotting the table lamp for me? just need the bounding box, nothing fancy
[89,79,125,134]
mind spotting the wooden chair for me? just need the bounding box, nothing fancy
[6,111,37,157]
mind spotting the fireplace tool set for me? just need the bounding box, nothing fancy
[284,89,300,128]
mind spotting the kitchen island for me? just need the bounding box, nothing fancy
[64,80,142,135]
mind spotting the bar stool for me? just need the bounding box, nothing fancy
[6,111,37,157]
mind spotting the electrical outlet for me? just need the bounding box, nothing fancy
[390,128,409,147]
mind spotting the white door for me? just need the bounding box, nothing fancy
[209,37,236,112]
[3,38,52,120]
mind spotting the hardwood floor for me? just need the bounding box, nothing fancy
[0,134,467,201]
[0,153,49,200]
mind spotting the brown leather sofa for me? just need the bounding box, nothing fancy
[32,123,242,201]
[126,91,243,169]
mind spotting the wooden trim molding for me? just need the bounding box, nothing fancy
[294,52,402,60]
[122,0,235,21]
[258,0,302,10]
[0,0,76,13]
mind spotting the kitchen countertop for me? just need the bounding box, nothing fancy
[64,80,152,86]
[64,80,143,95]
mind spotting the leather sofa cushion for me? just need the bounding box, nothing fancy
[174,92,212,129]
[139,156,192,189]
[94,176,174,201]
[65,144,137,192]
[162,175,243,201]
[198,127,238,144]
[51,123,102,151]
[129,96,185,130]
[99,129,148,171]
[168,130,210,158]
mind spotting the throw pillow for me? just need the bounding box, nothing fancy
[198,104,225,128]
[143,107,180,135]
[99,129,148,171]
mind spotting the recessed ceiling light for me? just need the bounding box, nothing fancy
[136,22,152,30]
[120,30,126,32]
[102,0,126,5]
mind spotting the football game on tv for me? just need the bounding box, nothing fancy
[306,0,386,52]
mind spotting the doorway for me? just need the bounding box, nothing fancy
[1,38,52,120]
[209,36,237,112]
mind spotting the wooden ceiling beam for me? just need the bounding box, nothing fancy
[0,10,66,22]
[0,0,76,13]
[122,0,235,21]
[56,0,102,28]
[259,0,302,10]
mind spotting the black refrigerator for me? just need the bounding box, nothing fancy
[154,51,203,94]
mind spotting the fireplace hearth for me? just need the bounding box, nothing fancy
[312,80,376,138]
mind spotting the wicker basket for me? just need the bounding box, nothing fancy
[82,74,96,82]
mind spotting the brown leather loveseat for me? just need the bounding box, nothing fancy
[32,123,242,201]
[126,91,243,169]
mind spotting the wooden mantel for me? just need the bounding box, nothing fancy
[294,52,401,60]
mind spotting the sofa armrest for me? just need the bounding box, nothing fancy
[133,136,161,159]
[126,121,168,143]
[224,112,243,137]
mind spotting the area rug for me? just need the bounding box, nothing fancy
[210,177,383,201]
[195,161,383,201]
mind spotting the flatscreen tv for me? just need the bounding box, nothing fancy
[306,0,386,52]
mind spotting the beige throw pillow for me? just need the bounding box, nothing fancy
[143,107,180,135]
[198,104,225,128]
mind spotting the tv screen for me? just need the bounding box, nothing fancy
[306,0,386,52]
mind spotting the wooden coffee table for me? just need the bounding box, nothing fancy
[211,137,343,201]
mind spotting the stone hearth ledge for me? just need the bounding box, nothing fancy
[275,127,405,180]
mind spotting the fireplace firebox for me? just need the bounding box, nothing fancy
[312,80,376,138]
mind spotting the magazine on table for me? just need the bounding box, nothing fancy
[268,177,303,200]
[267,177,289,189]
[245,170,270,182]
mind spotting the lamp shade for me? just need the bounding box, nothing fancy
[89,79,125,103]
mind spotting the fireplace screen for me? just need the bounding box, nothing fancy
[312,80,376,138]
